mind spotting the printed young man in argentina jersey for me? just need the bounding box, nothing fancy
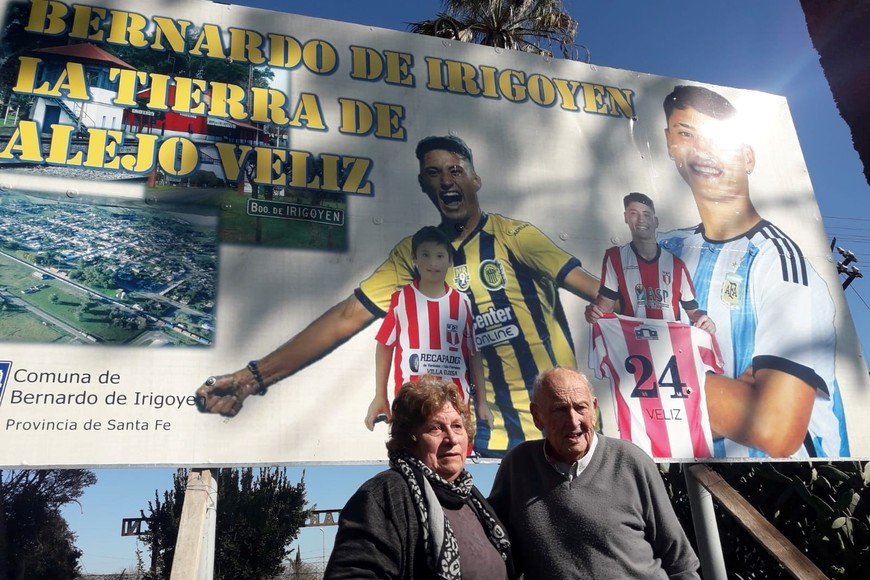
[196,135,601,457]
[656,85,848,458]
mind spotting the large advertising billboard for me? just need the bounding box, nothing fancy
[0,0,868,466]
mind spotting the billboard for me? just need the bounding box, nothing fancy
[0,0,867,466]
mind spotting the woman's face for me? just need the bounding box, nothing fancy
[412,402,468,481]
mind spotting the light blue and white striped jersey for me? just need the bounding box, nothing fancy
[659,219,849,458]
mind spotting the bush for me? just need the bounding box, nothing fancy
[189,170,223,187]
[661,461,870,579]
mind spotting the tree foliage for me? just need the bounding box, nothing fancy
[409,0,578,58]
[661,461,870,579]
[69,263,117,290]
[111,28,274,89]
[141,468,309,580]
[0,469,96,580]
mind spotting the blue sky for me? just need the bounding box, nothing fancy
[58,0,870,574]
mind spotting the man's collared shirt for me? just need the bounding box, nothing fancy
[543,433,598,481]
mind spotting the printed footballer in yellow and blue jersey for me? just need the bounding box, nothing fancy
[356,212,582,455]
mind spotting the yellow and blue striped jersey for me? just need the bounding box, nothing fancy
[357,213,582,454]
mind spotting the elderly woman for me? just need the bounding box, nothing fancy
[325,375,513,580]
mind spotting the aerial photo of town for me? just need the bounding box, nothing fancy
[0,190,217,347]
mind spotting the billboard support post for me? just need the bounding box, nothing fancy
[684,465,727,579]
[686,465,829,579]
[170,468,217,580]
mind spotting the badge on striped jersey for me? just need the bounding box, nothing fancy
[721,272,742,308]
[452,265,470,291]
[479,259,507,291]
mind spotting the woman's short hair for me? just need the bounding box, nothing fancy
[387,375,475,453]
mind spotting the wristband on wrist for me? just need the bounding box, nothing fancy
[246,360,268,396]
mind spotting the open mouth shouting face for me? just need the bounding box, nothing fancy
[418,150,482,226]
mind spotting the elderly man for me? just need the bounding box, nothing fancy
[488,367,700,579]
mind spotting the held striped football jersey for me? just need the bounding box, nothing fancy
[659,220,849,458]
[375,281,476,399]
[589,313,724,459]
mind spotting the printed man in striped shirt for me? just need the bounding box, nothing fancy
[586,191,715,331]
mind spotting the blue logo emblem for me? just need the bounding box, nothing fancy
[0,361,12,400]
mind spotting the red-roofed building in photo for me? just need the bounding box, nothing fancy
[25,42,271,184]
[122,83,270,183]
[28,43,135,135]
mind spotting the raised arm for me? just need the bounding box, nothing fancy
[561,265,600,303]
[195,294,376,417]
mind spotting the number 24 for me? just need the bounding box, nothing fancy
[625,354,689,399]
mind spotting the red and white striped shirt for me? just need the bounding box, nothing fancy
[376,281,477,400]
[589,313,723,459]
[599,244,698,321]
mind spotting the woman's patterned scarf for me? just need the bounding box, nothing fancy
[389,449,511,580]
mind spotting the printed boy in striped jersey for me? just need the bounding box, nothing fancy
[357,136,600,456]
[364,225,493,431]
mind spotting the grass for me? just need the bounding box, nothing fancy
[183,187,349,250]
[0,310,68,342]
[0,256,139,344]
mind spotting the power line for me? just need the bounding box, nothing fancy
[823,215,870,222]
[847,284,870,313]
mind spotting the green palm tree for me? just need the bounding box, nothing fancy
[409,0,579,59]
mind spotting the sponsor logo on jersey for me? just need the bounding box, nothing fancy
[474,306,515,330]
[418,353,463,364]
[635,285,670,309]
[409,354,420,373]
[479,259,507,291]
[452,265,470,291]
[634,283,645,305]
[634,326,660,341]
[476,324,520,348]
[474,306,519,348]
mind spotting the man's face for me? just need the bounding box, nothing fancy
[624,201,658,242]
[531,369,598,464]
[418,150,482,225]
[413,240,452,286]
[664,106,755,201]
